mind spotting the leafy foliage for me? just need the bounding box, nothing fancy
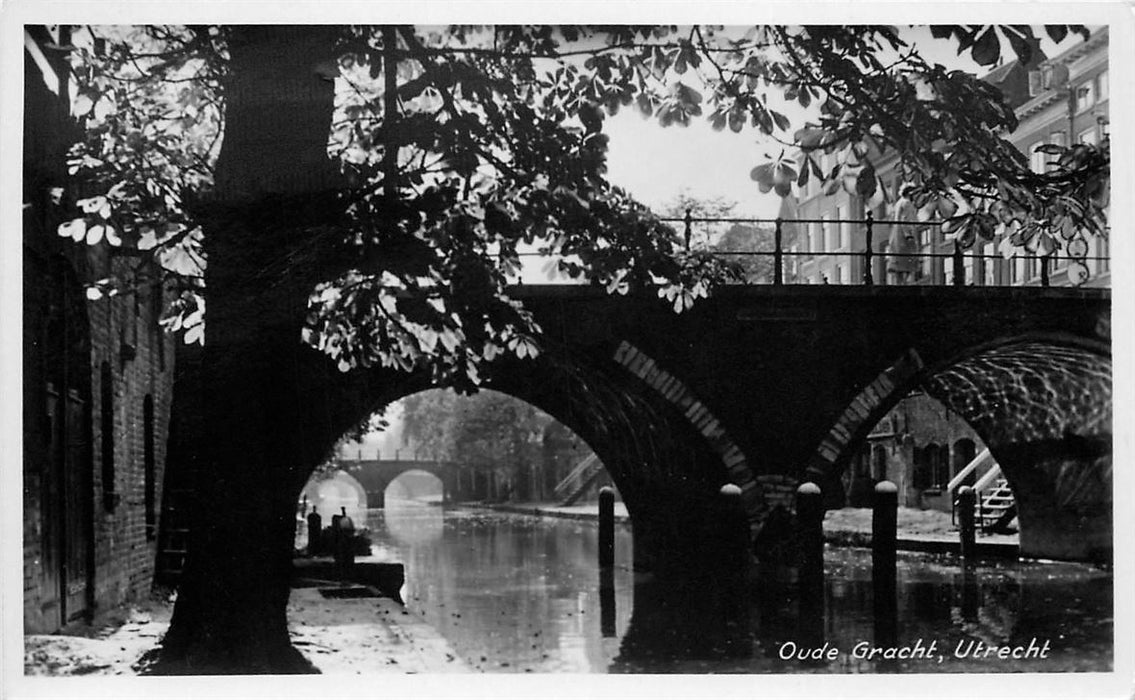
[52,25,227,343]
[661,192,779,284]
[50,24,1109,386]
[743,25,1108,281]
[306,26,744,386]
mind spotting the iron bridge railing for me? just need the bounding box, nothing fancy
[646,212,1110,288]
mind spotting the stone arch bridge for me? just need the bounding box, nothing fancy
[179,27,1112,583]
[342,459,461,509]
[202,280,1110,572]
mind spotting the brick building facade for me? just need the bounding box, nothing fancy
[23,27,177,633]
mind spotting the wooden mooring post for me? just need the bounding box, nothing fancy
[796,483,825,611]
[599,486,615,569]
[872,480,898,646]
[957,486,977,562]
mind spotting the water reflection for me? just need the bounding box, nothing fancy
[368,502,1112,673]
[370,499,634,672]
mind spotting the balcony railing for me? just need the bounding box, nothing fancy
[654,212,1109,288]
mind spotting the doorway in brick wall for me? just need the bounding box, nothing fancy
[37,258,95,629]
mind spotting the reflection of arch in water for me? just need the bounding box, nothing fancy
[385,469,444,504]
[381,499,445,545]
[301,470,368,524]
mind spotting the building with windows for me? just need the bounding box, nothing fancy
[23,27,177,633]
[781,27,1109,290]
[777,28,1109,514]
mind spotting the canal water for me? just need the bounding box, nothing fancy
[365,500,1112,674]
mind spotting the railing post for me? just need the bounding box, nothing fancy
[1040,253,1051,287]
[863,211,874,286]
[774,218,784,286]
[684,208,692,250]
[953,241,965,286]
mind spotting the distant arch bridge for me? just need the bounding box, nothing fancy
[343,459,461,509]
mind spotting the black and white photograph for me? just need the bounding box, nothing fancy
[3,2,1132,698]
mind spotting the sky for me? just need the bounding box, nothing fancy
[603,26,1085,219]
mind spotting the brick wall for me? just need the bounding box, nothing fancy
[23,28,179,633]
[86,253,177,616]
[24,252,177,631]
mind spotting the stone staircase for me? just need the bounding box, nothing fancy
[977,478,1017,534]
[553,453,603,506]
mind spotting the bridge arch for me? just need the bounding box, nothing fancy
[804,333,1111,561]
[384,468,446,502]
[346,460,456,510]
[609,340,768,539]
[300,469,368,524]
[307,347,747,577]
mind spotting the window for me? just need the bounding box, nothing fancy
[1091,236,1110,274]
[1097,70,1109,102]
[1043,132,1066,172]
[1079,127,1098,146]
[872,445,888,481]
[1075,81,1095,113]
[833,264,843,284]
[1029,141,1047,173]
[952,439,977,484]
[821,214,834,252]
[931,445,949,489]
[100,361,116,511]
[963,253,975,284]
[152,281,165,371]
[836,204,849,249]
[914,444,939,490]
[921,254,936,283]
[144,395,156,540]
[809,222,820,253]
[983,242,997,285]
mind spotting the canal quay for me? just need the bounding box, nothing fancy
[24,495,1112,677]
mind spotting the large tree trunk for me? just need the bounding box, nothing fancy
[153,26,345,673]
[155,308,332,671]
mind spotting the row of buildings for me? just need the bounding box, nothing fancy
[775,28,1110,512]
